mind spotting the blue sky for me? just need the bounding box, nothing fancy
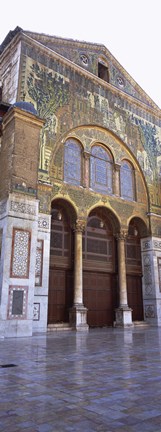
[1,0,161,107]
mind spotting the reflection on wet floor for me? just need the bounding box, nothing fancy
[0,327,161,431]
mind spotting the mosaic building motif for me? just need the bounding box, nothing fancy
[7,286,28,319]
[10,229,31,278]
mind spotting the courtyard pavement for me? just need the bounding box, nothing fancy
[0,327,161,431]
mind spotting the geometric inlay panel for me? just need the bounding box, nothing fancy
[33,303,40,321]
[7,286,28,319]
[10,229,31,278]
[35,240,43,286]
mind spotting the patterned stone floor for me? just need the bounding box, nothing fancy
[0,327,161,431]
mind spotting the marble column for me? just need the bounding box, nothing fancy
[83,152,90,188]
[69,220,88,331]
[115,232,133,327]
[114,163,121,196]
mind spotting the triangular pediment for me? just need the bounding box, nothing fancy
[1,27,159,110]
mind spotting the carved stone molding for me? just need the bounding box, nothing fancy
[10,200,37,216]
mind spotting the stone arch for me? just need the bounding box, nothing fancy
[127,215,149,238]
[87,204,121,235]
[51,196,78,227]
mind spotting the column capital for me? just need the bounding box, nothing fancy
[83,151,90,160]
[115,230,128,241]
[114,163,121,172]
[73,219,86,233]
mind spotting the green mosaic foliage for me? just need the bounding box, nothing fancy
[27,63,70,119]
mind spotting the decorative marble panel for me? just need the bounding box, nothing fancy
[38,217,49,230]
[33,303,40,321]
[10,229,31,278]
[142,240,151,251]
[157,257,161,292]
[144,304,155,319]
[10,201,36,215]
[153,240,161,250]
[142,253,153,296]
[35,240,43,286]
[0,200,7,215]
[7,286,28,319]
[0,229,2,260]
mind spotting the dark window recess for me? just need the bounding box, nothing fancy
[98,63,109,82]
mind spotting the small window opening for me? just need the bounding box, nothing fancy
[98,62,109,82]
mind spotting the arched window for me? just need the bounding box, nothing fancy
[120,160,135,201]
[90,145,113,194]
[64,139,82,186]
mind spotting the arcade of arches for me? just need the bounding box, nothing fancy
[48,200,146,329]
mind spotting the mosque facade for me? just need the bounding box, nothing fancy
[0,27,161,337]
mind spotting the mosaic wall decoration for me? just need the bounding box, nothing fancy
[35,240,43,286]
[7,286,28,319]
[10,229,31,278]
[33,303,40,321]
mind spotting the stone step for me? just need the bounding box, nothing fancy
[47,323,72,332]
[133,321,150,327]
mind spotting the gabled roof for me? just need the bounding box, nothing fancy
[1,27,160,111]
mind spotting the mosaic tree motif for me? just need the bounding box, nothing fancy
[27,63,70,170]
[27,63,70,120]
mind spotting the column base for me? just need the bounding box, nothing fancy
[69,305,89,332]
[114,306,133,327]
